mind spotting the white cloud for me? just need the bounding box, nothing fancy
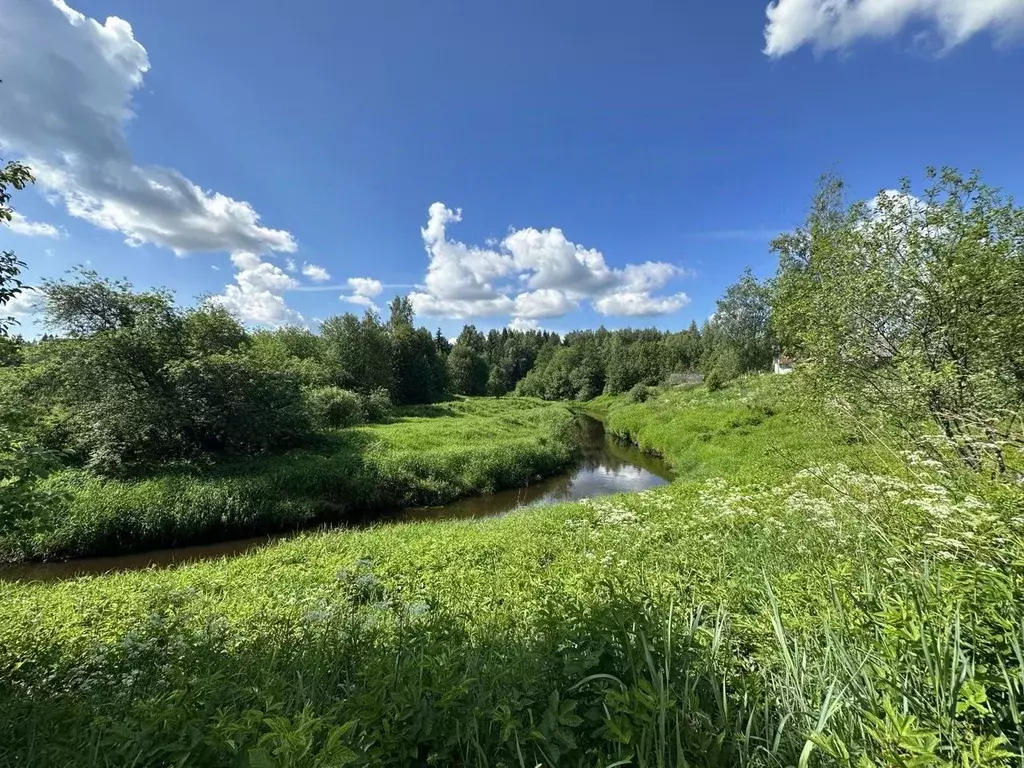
[7,212,60,238]
[594,292,691,317]
[340,276,384,309]
[503,227,617,296]
[508,317,540,332]
[0,0,295,256]
[409,293,516,319]
[302,263,331,282]
[343,295,376,308]
[346,277,383,297]
[408,202,690,326]
[209,252,303,327]
[419,202,515,301]
[513,289,577,320]
[764,0,1024,57]
[3,287,44,320]
[285,258,297,273]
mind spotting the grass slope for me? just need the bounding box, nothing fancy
[1,377,1022,767]
[1,397,578,563]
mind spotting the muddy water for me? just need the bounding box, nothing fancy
[2,416,671,582]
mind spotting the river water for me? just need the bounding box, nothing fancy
[2,416,671,582]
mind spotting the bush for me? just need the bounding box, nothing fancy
[628,383,651,403]
[304,387,365,429]
[704,346,742,392]
[705,368,726,391]
[169,354,309,456]
[361,387,394,423]
[0,427,65,535]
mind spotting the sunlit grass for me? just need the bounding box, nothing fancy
[0,397,579,562]
[1,377,1021,766]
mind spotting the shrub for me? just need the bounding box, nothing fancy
[169,354,309,456]
[361,387,394,423]
[304,387,365,429]
[704,346,742,392]
[628,383,651,403]
[0,427,65,534]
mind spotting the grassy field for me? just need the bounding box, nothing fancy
[0,397,579,563]
[2,377,1022,766]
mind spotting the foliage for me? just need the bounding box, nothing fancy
[772,168,1024,476]
[305,387,366,429]
[486,364,507,396]
[386,297,448,405]
[360,387,394,423]
[320,311,394,395]
[0,426,64,534]
[168,354,309,455]
[0,398,577,561]
[0,159,33,337]
[711,267,774,373]
[605,334,664,394]
[18,272,311,475]
[704,345,742,391]
[3,379,1021,767]
[627,382,651,403]
[446,344,489,396]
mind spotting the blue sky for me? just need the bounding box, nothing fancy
[3,0,1024,337]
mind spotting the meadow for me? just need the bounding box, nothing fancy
[2,375,1021,766]
[0,397,579,563]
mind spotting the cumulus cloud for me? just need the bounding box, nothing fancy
[0,0,296,256]
[7,212,60,238]
[302,263,331,282]
[408,202,690,326]
[417,203,515,302]
[209,252,303,327]
[513,289,578,320]
[764,0,1024,57]
[594,292,691,317]
[508,317,541,332]
[340,276,385,309]
[3,287,44,321]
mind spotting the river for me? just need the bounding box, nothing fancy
[2,416,671,582]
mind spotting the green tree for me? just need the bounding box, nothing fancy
[1,159,33,337]
[35,271,309,474]
[772,168,1024,474]
[320,311,393,394]
[386,296,447,404]
[0,159,62,532]
[455,325,486,354]
[182,304,248,357]
[486,365,507,396]
[447,344,488,396]
[713,267,774,373]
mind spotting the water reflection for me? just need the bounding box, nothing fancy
[400,416,670,521]
[2,416,671,582]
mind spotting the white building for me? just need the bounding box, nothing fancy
[773,355,794,375]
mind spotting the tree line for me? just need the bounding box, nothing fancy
[3,160,1021,489]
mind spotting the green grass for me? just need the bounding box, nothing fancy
[586,376,882,481]
[0,397,579,563]
[1,377,1022,766]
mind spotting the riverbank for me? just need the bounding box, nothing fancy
[0,397,579,564]
[584,376,866,481]
[3,375,1020,766]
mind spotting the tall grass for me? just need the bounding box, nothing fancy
[0,397,579,562]
[1,377,1021,766]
